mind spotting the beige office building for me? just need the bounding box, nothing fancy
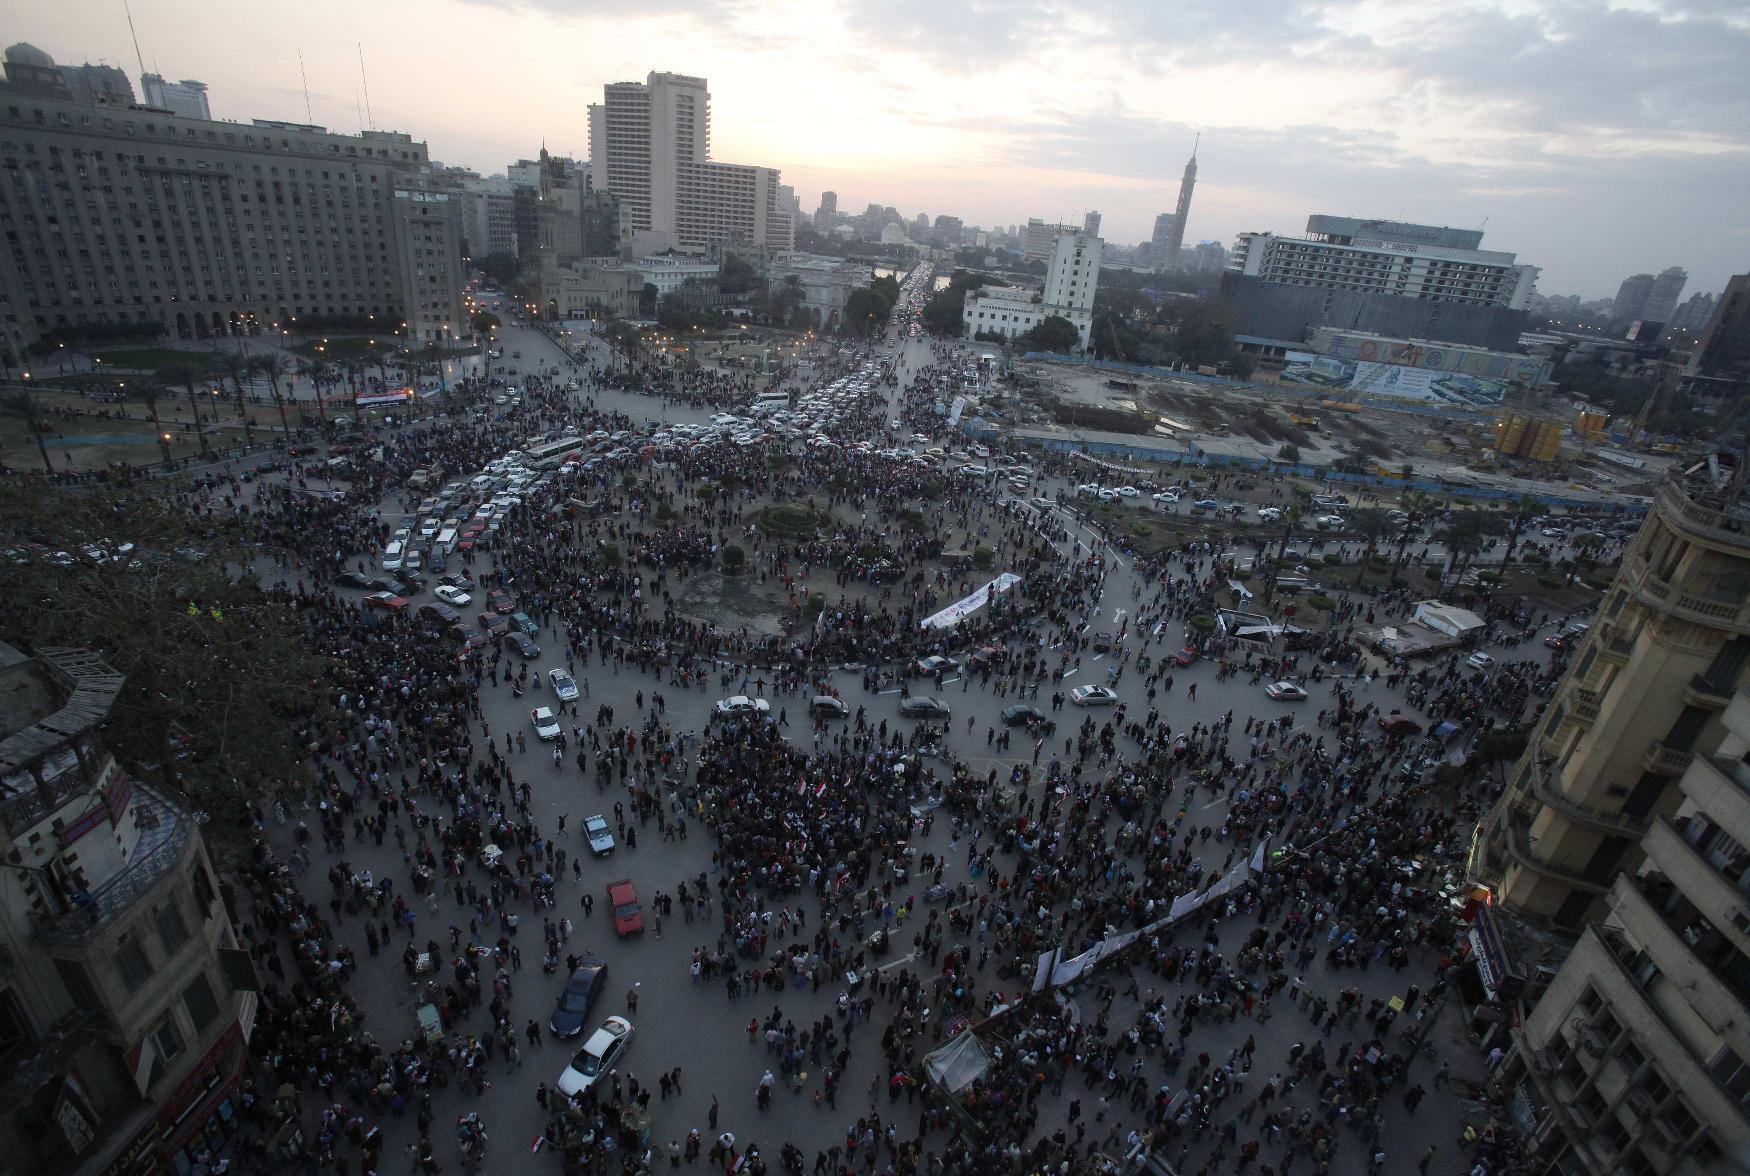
[1473,471,1750,929]
[1497,682,1750,1175]
[587,71,791,255]
[0,42,464,356]
[0,645,251,1176]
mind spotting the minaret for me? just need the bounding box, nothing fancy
[1164,135,1197,266]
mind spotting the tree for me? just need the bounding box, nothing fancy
[1024,315,1081,353]
[842,288,889,337]
[219,353,255,444]
[1438,510,1489,590]
[1169,298,1238,368]
[476,250,519,286]
[252,354,292,438]
[1348,507,1393,586]
[471,311,501,338]
[0,481,324,816]
[1389,490,1431,582]
[296,358,331,423]
[133,383,174,469]
[1498,494,1542,576]
[1229,353,1258,380]
[159,361,214,455]
[0,387,56,474]
[721,544,746,573]
[1277,443,1301,463]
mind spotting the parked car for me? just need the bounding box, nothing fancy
[583,814,615,856]
[809,695,849,719]
[914,655,958,677]
[417,602,461,625]
[608,879,644,937]
[1264,681,1308,701]
[1090,633,1115,653]
[1002,704,1048,727]
[509,611,539,636]
[363,592,409,613]
[335,570,372,589]
[1069,684,1117,707]
[434,584,472,606]
[1171,646,1201,667]
[506,632,540,659]
[531,707,561,740]
[898,696,951,719]
[548,959,608,1039]
[1465,651,1496,670]
[713,695,771,718]
[1376,713,1424,736]
[555,1016,634,1097]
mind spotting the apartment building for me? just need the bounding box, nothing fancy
[1473,469,1750,929]
[587,71,791,256]
[1498,683,1750,1175]
[0,42,463,354]
[963,229,1102,349]
[390,189,465,346]
[0,644,250,1176]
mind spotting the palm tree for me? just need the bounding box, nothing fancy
[219,353,254,444]
[1498,494,1542,575]
[252,354,292,438]
[160,361,212,455]
[1437,511,1488,592]
[1,387,56,474]
[1389,490,1431,583]
[295,358,330,423]
[1348,507,1392,587]
[133,383,174,469]
[1263,505,1303,606]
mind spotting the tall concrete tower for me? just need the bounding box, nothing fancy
[1163,136,1198,266]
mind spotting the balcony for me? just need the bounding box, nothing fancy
[1503,821,1611,896]
[1612,870,1750,1013]
[34,784,195,947]
[1657,481,1750,548]
[1570,686,1601,725]
[1622,561,1750,631]
[1644,742,1696,776]
[1684,674,1734,709]
[1530,767,1648,838]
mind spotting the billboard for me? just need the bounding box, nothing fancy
[1281,354,1510,407]
[1309,328,1550,384]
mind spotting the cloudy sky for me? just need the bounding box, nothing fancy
[15,0,1749,298]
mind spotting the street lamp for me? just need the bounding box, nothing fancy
[159,431,174,469]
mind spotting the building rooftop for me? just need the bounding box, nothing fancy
[0,647,123,775]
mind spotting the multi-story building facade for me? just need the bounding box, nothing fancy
[535,258,643,320]
[814,190,836,227]
[768,253,870,331]
[587,71,790,256]
[0,42,463,355]
[1497,680,1750,1175]
[0,643,250,1176]
[452,178,517,262]
[1221,214,1539,350]
[1645,267,1689,329]
[1473,470,1750,929]
[1613,273,1657,326]
[390,188,465,345]
[964,229,1101,349]
[138,74,210,121]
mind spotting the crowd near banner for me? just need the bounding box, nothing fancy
[1029,841,1269,994]
[919,573,1021,630]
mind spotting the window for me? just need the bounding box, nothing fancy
[155,899,190,954]
[182,972,221,1033]
[55,957,100,1006]
[148,1012,183,1064]
[114,931,152,993]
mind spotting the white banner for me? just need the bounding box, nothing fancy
[919,573,1021,630]
[948,396,967,427]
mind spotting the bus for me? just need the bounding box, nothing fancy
[525,436,588,470]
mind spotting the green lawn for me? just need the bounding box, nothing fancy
[88,347,226,373]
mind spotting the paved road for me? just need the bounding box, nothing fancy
[253,296,1515,1173]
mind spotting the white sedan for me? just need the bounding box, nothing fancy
[1264,681,1308,701]
[1152,492,1180,504]
[556,1016,634,1097]
[531,707,561,740]
[1114,486,1140,498]
[549,669,579,701]
[713,695,772,718]
[1069,684,1118,707]
[434,584,472,607]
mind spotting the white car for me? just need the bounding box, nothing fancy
[556,1016,633,1097]
[1114,486,1140,498]
[434,585,472,607]
[549,669,579,701]
[531,707,561,741]
[1264,681,1308,701]
[713,695,772,718]
[1257,507,1283,521]
[1076,483,1102,496]
[1466,651,1496,670]
[1069,684,1118,707]
[1097,489,1121,502]
[583,814,615,856]
[1152,491,1180,504]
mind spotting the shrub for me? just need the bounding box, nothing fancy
[1233,570,1253,582]
[804,592,826,620]
[1278,443,1300,463]
[600,542,621,564]
[1537,574,1562,589]
[722,544,747,573]
[1307,594,1336,611]
[654,503,676,523]
[758,504,822,538]
[1423,568,1441,581]
[1188,614,1216,634]
[1583,573,1613,590]
[973,546,994,570]
[1321,553,1342,566]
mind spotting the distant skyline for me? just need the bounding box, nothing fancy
[11,0,1749,299]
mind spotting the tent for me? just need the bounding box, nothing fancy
[923,1029,993,1092]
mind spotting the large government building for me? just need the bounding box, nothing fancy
[0,42,465,359]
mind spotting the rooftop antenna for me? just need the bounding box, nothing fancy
[122,0,147,77]
[298,49,313,123]
[1192,131,1199,159]
[354,88,364,134]
[357,44,375,131]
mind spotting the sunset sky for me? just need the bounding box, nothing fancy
[12,0,1749,298]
